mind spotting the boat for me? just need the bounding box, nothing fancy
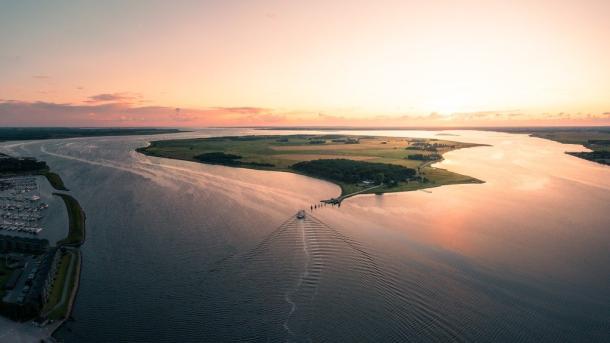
[296,210,306,219]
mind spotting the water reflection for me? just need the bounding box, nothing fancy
[0,129,608,342]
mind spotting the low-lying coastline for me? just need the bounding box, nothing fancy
[44,193,85,337]
[496,127,610,166]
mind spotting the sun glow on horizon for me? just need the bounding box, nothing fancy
[0,0,609,126]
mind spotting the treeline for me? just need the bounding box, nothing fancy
[406,154,441,161]
[567,151,610,165]
[0,154,48,174]
[0,300,40,321]
[587,139,610,146]
[194,152,274,167]
[195,152,242,165]
[292,159,415,185]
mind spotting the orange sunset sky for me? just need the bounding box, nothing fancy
[1,0,609,127]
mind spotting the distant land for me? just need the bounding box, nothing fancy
[498,127,610,165]
[138,134,485,198]
[254,126,610,166]
[0,127,184,142]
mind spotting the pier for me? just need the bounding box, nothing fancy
[321,184,383,205]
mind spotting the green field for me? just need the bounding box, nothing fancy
[138,134,485,197]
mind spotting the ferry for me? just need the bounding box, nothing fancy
[296,210,306,219]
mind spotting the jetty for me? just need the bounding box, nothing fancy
[321,184,383,205]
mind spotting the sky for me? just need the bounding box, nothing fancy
[1,0,609,127]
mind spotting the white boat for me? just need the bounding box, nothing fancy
[296,210,306,219]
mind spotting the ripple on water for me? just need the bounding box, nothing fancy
[203,214,468,342]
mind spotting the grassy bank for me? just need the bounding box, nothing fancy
[138,134,485,196]
[44,171,69,191]
[54,193,85,246]
[41,251,79,320]
[41,253,71,319]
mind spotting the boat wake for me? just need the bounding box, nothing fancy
[282,218,309,338]
[204,212,466,342]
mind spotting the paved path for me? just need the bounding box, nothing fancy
[44,250,76,318]
[321,184,382,204]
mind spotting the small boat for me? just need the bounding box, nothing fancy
[296,210,306,219]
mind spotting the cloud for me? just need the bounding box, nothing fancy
[32,75,50,79]
[1,98,609,127]
[449,109,522,120]
[86,92,142,103]
[212,107,268,114]
[0,99,272,126]
[170,108,199,122]
[317,112,345,121]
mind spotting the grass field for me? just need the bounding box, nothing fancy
[138,134,485,196]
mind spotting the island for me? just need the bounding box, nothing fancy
[137,134,485,199]
[0,153,85,340]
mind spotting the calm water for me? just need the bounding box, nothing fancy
[1,129,609,342]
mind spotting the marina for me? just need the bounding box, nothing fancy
[0,177,49,236]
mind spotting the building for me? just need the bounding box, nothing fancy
[0,234,49,255]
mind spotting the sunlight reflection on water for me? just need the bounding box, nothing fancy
[1,129,608,342]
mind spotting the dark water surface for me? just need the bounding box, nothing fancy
[1,129,608,342]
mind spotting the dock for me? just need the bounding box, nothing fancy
[321,184,383,205]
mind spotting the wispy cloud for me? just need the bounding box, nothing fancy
[85,92,142,103]
[0,99,272,126]
[0,97,609,127]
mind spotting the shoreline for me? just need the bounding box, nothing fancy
[47,249,82,341]
[138,149,483,199]
[46,192,86,339]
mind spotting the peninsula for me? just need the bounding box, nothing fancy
[137,134,485,197]
[0,153,85,341]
